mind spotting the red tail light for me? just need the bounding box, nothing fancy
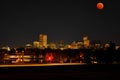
[45,53,54,62]
[80,52,84,57]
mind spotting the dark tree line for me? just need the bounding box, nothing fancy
[0,46,120,64]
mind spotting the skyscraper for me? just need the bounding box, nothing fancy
[39,34,47,48]
[83,36,90,48]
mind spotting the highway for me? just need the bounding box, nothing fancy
[0,63,86,67]
[0,63,120,79]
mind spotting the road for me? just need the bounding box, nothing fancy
[0,63,120,79]
[0,63,86,67]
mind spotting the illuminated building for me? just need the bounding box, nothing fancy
[71,41,78,49]
[25,44,32,48]
[83,36,88,41]
[95,44,101,48]
[91,40,102,49]
[65,44,71,49]
[1,46,11,51]
[48,42,57,49]
[104,43,110,48]
[83,36,90,48]
[33,41,39,48]
[115,46,120,50]
[58,40,64,49]
[39,34,48,48]
[77,41,84,49]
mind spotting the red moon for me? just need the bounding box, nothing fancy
[97,2,104,10]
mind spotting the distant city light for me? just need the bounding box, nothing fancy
[1,46,10,51]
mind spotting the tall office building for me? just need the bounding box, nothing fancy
[39,34,48,48]
[83,36,88,41]
[83,36,90,48]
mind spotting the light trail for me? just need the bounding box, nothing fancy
[0,63,86,67]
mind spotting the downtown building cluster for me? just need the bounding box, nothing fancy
[30,34,119,50]
[0,34,120,64]
[32,34,90,49]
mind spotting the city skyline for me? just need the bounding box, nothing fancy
[0,0,120,47]
[0,33,118,49]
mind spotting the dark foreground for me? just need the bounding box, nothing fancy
[0,64,120,80]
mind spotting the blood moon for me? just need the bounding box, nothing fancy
[97,2,104,10]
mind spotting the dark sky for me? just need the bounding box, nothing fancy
[0,0,120,47]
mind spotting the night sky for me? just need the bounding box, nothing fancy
[0,0,120,47]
